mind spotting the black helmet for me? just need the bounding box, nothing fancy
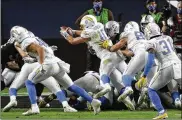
[162,5,172,18]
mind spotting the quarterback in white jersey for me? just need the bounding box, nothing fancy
[60,15,134,110]
[138,23,181,119]
[9,26,101,115]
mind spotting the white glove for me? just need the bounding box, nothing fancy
[60,27,70,39]
[23,57,36,63]
[50,45,58,51]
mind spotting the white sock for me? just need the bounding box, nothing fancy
[77,96,84,102]
[159,110,165,114]
[32,103,39,109]
[62,101,69,108]
[10,95,16,101]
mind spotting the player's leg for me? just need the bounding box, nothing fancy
[167,80,181,108]
[110,69,135,110]
[40,76,77,112]
[66,74,100,97]
[148,66,173,119]
[98,87,114,109]
[53,68,101,115]
[172,62,182,108]
[94,56,117,99]
[1,68,17,90]
[122,50,146,87]
[23,64,52,115]
[3,63,35,112]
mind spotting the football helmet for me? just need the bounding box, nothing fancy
[105,21,120,38]
[80,15,97,30]
[10,26,29,43]
[140,15,155,32]
[144,22,161,40]
[124,21,140,33]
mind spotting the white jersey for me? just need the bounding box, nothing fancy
[145,35,181,68]
[20,35,61,64]
[81,22,113,59]
[120,31,146,53]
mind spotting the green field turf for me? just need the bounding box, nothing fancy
[1,88,50,96]
[1,108,181,120]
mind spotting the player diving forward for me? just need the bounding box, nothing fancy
[9,26,101,115]
[138,22,181,119]
[60,15,135,108]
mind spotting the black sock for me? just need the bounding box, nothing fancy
[35,83,44,97]
[1,81,6,91]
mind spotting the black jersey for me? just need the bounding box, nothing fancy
[1,43,24,71]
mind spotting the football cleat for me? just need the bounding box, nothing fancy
[153,112,168,119]
[91,99,101,115]
[3,100,17,112]
[174,98,181,109]
[117,87,133,102]
[94,84,111,99]
[122,96,135,111]
[22,108,40,116]
[63,106,78,112]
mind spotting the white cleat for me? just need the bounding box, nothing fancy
[22,108,40,116]
[94,84,111,99]
[3,100,17,112]
[63,106,78,112]
[91,99,101,115]
[117,87,133,102]
[45,103,50,108]
[175,98,181,108]
[122,96,135,111]
[137,87,148,107]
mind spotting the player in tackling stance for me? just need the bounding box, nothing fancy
[9,26,101,115]
[138,23,181,119]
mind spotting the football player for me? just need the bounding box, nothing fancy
[138,23,181,119]
[9,26,101,115]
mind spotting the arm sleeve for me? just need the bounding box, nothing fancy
[143,52,155,77]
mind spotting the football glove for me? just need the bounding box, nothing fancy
[50,45,58,51]
[136,77,147,90]
[99,40,111,49]
[60,27,70,40]
[23,57,37,63]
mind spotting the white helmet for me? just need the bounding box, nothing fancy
[124,21,140,33]
[144,22,161,40]
[140,15,155,32]
[105,21,120,38]
[80,15,97,30]
[10,26,29,43]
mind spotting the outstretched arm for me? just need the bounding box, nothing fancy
[109,38,127,52]
[60,27,89,45]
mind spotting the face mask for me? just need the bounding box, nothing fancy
[93,1,102,16]
[177,8,182,14]
[147,4,156,13]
